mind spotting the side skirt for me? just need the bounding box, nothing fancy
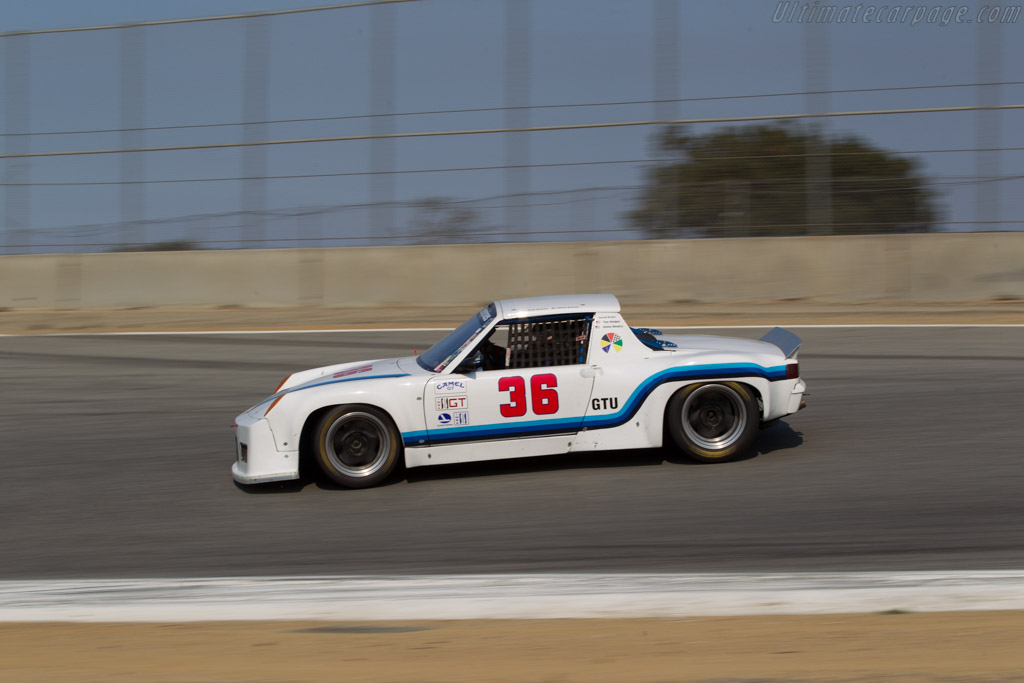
[404,434,575,468]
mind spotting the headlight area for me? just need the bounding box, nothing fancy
[245,401,272,420]
[231,412,299,484]
[245,393,283,420]
[244,376,293,420]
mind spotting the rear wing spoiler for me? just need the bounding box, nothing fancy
[760,327,802,359]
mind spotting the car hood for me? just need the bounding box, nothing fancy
[659,334,785,358]
[246,357,414,417]
[279,357,408,393]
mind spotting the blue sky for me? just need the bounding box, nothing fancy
[2,0,1022,251]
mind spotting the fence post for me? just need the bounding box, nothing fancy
[370,2,397,244]
[3,35,31,254]
[504,0,531,241]
[975,19,1002,232]
[119,26,146,249]
[803,19,832,236]
[241,16,270,248]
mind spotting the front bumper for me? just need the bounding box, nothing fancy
[231,414,299,485]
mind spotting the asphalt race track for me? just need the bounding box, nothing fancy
[2,327,1022,579]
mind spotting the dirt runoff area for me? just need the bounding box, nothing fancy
[3,612,1024,682]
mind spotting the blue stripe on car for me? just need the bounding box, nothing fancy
[407,415,582,446]
[403,362,786,447]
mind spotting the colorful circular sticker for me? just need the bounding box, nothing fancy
[600,333,623,353]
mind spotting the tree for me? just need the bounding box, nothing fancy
[407,197,495,244]
[628,125,937,238]
[111,239,201,252]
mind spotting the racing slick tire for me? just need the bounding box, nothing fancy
[666,382,759,463]
[314,405,402,488]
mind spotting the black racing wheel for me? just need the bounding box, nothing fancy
[314,405,402,488]
[666,382,759,463]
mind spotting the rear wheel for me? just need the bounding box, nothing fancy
[666,382,759,463]
[314,405,402,488]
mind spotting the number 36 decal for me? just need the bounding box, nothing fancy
[499,373,559,417]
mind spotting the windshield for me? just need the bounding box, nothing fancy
[417,303,496,373]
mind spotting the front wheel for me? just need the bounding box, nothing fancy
[666,382,759,463]
[314,405,402,488]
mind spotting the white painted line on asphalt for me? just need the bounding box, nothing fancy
[3,572,1024,622]
[663,323,1024,327]
[0,327,456,335]
[3,324,1024,337]
[661,324,1024,329]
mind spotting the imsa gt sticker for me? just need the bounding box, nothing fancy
[436,395,469,411]
[436,411,470,427]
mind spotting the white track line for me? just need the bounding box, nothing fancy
[0,328,454,337]
[3,572,1024,622]
[2,324,1024,337]
[662,324,1024,329]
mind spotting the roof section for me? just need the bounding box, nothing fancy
[494,294,620,319]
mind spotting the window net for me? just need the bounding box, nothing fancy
[505,317,592,369]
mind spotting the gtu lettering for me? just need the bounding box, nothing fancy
[591,397,619,411]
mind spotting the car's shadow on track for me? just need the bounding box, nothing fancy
[402,420,805,485]
[233,478,312,494]
[756,421,805,457]
[401,447,668,485]
[235,421,805,493]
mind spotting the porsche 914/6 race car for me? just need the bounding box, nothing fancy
[232,294,807,488]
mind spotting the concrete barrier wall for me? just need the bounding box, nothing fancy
[2,233,1023,310]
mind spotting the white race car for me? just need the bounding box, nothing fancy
[232,294,807,488]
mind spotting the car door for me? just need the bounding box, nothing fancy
[423,315,596,452]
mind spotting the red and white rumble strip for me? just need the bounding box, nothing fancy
[2,572,1024,622]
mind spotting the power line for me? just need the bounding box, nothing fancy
[6,80,1024,138]
[3,104,1024,160]
[24,187,644,236]
[14,221,1024,250]
[0,0,418,38]
[5,162,650,186]
[4,150,1024,187]
[20,181,1017,237]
